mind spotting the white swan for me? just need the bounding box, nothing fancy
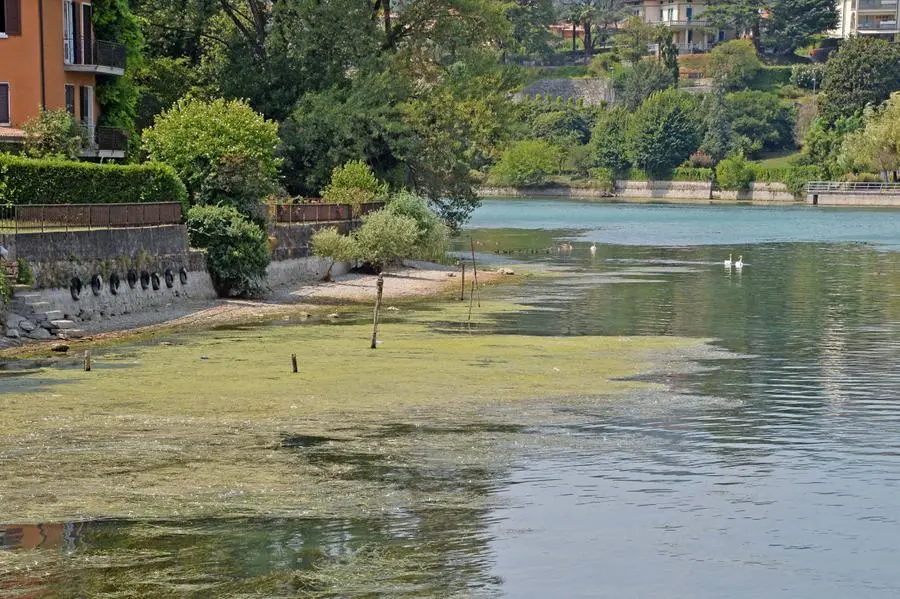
[590,243,597,254]
[735,256,744,269]
[724,253,733,268]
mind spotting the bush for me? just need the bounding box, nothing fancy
[716,154,754,191]
[488,140,562,187]
[588,53,621,77]
[841,172,881,183]
[626,89,701,177]
[321,160,389,211]
[752,164,824,196]
[748,66,792,90]
[15,259,33,286]
[790,64,826,90]
[311,227,359,281]
[673,167,714,181]
[688,150,716,168]
[186,204,270,297]
[589,107,631,174]
[588,167,616,192]
[725,91,796,157]
[22,109,83,160]
[142,97,281,207]
[707,40,761,90]
[354,209,420,270]
[0,154,187,208]
[612,60,675,110]
[386,190,449,261]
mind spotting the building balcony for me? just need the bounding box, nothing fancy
[857,0,898,11]
[857,20,900,31]
[63,37,126,76]
[79,124,128,159]
[645,19,710,28]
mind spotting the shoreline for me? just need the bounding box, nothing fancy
[478,182,801,204]
[0,262,509,357]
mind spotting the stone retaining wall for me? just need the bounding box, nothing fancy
[478,181,800,203]
[714,182,797,203]
[515,78,615,106]
[615,180,713,200]
[809,192,900,207]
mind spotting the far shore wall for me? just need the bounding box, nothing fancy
[810,192,900,207]
[478,181,799,204]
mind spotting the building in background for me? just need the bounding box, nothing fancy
[0,0,127,158]
[835,0,900,38]
[630,0,730,53]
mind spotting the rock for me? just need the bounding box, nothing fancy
[49,319,76,330]
[64,330,86,339]
[386,306,399,312]
[200,355,209,360]
[327,313,339,319]
[40,310,63,322]
[51,343,70,353]
[447,272,456,277]
[18,319,36,333]
[498,268,515,275]
[6,314,23,330]
[159,341,172,346]
[5,329,20,339]
[26,328,52,340]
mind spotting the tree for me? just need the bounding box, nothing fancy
[839,93,900,180]
[700,90,733,162]
[311,227,359,281]
[589,107,631,173]
[655,25,679,83]
[93,0,145,139]
[614,16,653,63]
[321,160,389,210]
[142,97,281,215]
[707,40,761,91]
[387,190,450,261]
[613,60,675,110]
[531,110,592,147]
[820,37,900,123]
[725,90,796,157]
[797,115,862,178]
[626,89,701,176]
[715,153,754,190]
[22,110,83,160]
[506,0,557,60]
[489,140,562,186]
[354,209,420,270]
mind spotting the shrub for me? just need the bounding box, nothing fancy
[612,60,675,110]
[0,269,10,304]
[716,154,754,191]
[0,154,187,208]
[353,209,420,270]
[386,190,449,261]
[790,64,826,90]
[626,89,701,177]
[311,227,359,281]
[566,144,593,178]
[321,160,389,211]
[673,167,714,181]
[707,40,761,91]
[588,167,615,192]
[142,97,281,207]
[748,66,793,90]
[186,204,270,297]
[589,107,631,174]
[488,140,562,187]
[688,151,716,168]
[588,53,620,77]
[752,164,824,196]
[841,172,881,183]
[22,109,83,160]
[725,91,796,157]
[15,259,33,286]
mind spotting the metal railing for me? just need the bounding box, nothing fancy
[858,0,898,10]
[857,20,900,29]
[806,181,900,194]
[63,37,127,71]
[0,203,183,233]
[272,201,385,225]
[79,124,129,154]
[645,19,711,27]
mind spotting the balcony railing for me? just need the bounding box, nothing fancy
[79,124,128,157]
[858,0,898,10]
[645,19,711,27]
[63,37,126,74]
[857,19,899,29]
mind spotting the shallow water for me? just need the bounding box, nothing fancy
[4,199,900,597]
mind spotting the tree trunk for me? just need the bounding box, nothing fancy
[584,21,592,59]
[572,23,577,53]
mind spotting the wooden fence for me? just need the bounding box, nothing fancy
[1,203,183,233]
[272,201,385,225]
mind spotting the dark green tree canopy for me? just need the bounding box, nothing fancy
[820,37,900,123]
[626,89,701,176]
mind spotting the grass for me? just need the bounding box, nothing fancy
[752,150,802,169]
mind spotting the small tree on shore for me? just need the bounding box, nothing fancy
[354,209,419,271]
[311,227,359,281]
[321,160,388,211]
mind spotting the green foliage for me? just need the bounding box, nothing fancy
[93,0,145,139]
[0,154,187,208]
[588,53,621,77]
[589,107,631,173]
[311,227,359,280]
[321,160,389,211]
[790,63,826,90]
[566,144,594,178]
[22,110,83,160]
[673,167,714,182]
[134,57,201,132]
[353,209,420,270]
[614,17,654,64]
[142,98,281,208]
[588,166,615,192]
[700,90,733,162]
[612,60,675,110]
[506,0,556,59]
[0,272,10,304]
[655,25,679,83]
[625,89,701,177]
[716,153,754,191]
[186,205,270,297]
[749,66,792,90]
[839,93,900,177]
[15,259,33,286]
[707,40,761,91]
[531,110,591,146]
[725,91,796,157]
[820,37,900,123]
[489,140,562,186]
[386,190,447,258]
[796,116,862,178]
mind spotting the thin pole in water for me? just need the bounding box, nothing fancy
[470,238,481,308]
[460,262,466,301]
[291,353,298,373]
[370,274,384,349]
[84,349,92,372]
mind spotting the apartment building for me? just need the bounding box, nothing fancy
[835,0,900,38]
[630,0,730,52]
[0,0,127,158]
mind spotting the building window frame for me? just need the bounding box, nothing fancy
[65,85,76,116]
[0,82,10,126]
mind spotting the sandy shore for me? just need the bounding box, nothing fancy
[0,262,508,354]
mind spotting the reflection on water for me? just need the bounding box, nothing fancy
[6,200,900,597]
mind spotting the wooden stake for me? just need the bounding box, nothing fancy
[291,353,298,373]
[370,274,384,349]
[470,238,481,308]
[84,350,92,372]
[460,262,466,301]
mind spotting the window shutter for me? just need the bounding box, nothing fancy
[0,84,9,125]
[65,85,75,116]
[79,86,88,123]
[5,0,21,36]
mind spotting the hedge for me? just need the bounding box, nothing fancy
[750,164,824,196]
[673,167,714,182]
[0,154,187,208]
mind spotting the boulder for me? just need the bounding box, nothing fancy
[18,319,36,333]
[27,328,52,340]
[5,329,20,339]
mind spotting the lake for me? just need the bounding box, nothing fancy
[3,199,900,598]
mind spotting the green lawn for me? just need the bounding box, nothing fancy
[752,150,802,169]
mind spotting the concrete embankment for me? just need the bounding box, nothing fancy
[479,181,799,204]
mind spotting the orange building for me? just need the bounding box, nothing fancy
[0,0,127,158]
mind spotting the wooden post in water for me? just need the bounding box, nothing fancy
[460,262,466,301]
[291,353,298,373]
[84,350,92,372]
[370,274,384,349]
[470,238,481,308]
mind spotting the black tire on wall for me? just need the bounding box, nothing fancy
[140,270,151,290]
[90,274,103,296]
[164,269,175,289]
[109,272,121,295]
[70,277,82,301]
[151,272,161,291]
[127,269,138,289]
[179,267,188,285]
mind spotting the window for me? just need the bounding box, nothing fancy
[1,0,22,36]
[65,85,75,116]
[0,83,10,125]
